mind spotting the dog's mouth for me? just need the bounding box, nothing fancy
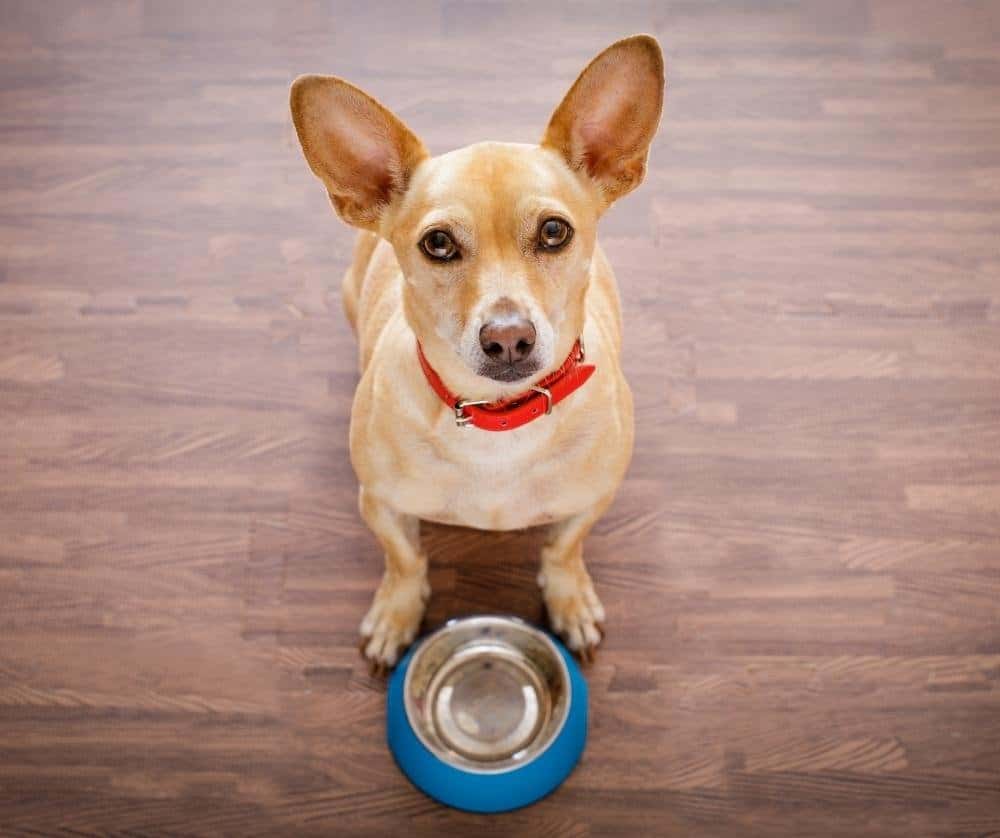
[476,359,541,383]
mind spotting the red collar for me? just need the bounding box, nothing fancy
[416,338,596,431]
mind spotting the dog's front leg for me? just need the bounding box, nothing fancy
[539,496,613,662]
[357,486,429,672]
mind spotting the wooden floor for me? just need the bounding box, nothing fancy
[3,1,1000,835]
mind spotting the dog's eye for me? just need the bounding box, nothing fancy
[420,229,459,261]
[538,218,572,251]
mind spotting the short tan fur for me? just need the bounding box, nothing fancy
[290,35,664,669]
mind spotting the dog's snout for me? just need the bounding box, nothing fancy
[479,316,536,364]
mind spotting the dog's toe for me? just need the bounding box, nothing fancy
[566,615,603,664]
[360,623,404,671]
[543,582,606,663]
[358,571,427,673]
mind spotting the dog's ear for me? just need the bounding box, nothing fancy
[542,35,664,207]
[290,75,428,230]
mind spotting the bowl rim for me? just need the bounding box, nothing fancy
[401,614,573,776]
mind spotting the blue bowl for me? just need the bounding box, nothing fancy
[387,615,587,813]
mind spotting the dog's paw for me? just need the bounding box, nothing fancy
[359,571,430,675]
[538,565,605,663]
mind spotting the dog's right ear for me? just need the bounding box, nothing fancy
[290,75,428,230]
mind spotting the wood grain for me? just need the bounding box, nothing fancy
[2,1,1000,835]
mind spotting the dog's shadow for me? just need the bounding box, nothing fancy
[420,522,548,633]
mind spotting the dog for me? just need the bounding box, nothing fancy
[290,34,664,671]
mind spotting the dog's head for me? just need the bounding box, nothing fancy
[291,35,664,398]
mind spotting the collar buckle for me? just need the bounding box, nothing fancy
[454,398,489,427]
[530,385,553,415]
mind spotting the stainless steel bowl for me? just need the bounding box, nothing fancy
[403,616,572,773]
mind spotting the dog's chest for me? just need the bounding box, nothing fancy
[385,414,614,530]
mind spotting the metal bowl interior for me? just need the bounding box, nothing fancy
[403,616,571,774]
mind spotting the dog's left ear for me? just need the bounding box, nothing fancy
[542,35,664,207]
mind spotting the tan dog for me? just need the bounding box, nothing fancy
[290,35,664,670]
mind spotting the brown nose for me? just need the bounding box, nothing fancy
[479,316,536,364]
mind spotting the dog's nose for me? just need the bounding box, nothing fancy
[479,316,536,364]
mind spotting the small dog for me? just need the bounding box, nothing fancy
[291,35,664,670]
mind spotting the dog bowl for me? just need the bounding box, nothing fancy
[386,615,587,813]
